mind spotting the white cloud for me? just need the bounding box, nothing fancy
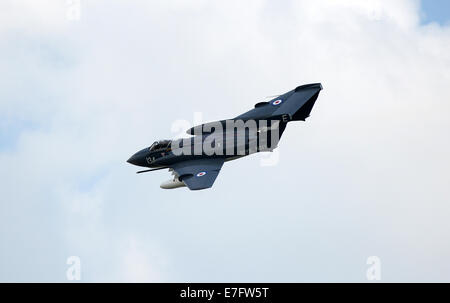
[121,236,167,282]
[1,0,450,282]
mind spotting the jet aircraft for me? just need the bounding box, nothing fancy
[127,83,323,190]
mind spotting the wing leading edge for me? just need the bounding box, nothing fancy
[170,158,225,190]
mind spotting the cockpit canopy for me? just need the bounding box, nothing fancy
[149,140,171,152]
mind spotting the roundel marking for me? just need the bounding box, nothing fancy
[272,99,283,106]
[196,171,207,177]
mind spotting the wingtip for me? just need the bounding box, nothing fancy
[295,83,323,92]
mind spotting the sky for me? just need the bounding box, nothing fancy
[421,0,450,25]
[0,0,450,282]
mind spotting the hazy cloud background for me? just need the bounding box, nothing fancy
[1,0,449,282]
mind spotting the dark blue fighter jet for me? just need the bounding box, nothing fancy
[127,83,323,190]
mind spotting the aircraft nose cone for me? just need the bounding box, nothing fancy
[127,148,149,167]
[127,155,138,165]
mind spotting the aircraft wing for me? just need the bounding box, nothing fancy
[234,83,323,121]
[184,83,323,135]
[170,158,225,190]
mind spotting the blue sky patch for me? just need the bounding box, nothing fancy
[421,0,450,25]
